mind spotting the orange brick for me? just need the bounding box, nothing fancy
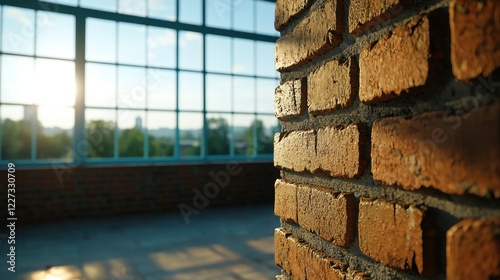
[308,57,358,114]
[274,129,316,174]
[275,0,343,71]
[297,184,356,248]
[274,179,298,223]
[446,218,500,280]
[274,124,366,178]
[358,198,435,275]
[450,0,500,80]
[349,0,418,35]
[275,78,307,120]
[274,228,293,272]
[274,228,369,280]
[316,125,366,178]
[371,103,500,198]
[275,229,305,278]
[359,15,429,102]
[275,0,314,31]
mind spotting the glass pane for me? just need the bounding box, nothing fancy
[148,0,176,21]
[36,12,75,59]
[207,113,231,156]
[256,115,277,154]
[179,31,203,70]
[2,7,35,55]
[147,111,175,157]
[118,110,145,157]
[1,55,35,104]
[206,74,231,112]
[117,66,146,109]
[35,59,75,106]
[147,69,176,110]
[233,0,254,32]
[233,114,254,155]
[85,63,116,107]
[206,0,231,29]
[80,0,117,12]
[86,18,116,63]
[233,38,254,75]
[118,22,146,66]
[256,0,279,36]
[86,109,116,158]
[206,35,231,73]
[178,72,203,111]
[119,0,146,17]
[179,112,202,157]
[42,0,78,6]
[256,41,277,78]
[256,78,277,114]
[1,105,31,160]
[37,106,74,160]
[179,0,202,25]
[233,77,254,112]
[147,26,176,68]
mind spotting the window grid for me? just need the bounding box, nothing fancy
[0,0,279,165]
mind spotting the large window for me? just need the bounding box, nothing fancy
[0,0,279,164]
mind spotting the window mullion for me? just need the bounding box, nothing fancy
[74,14,86,164]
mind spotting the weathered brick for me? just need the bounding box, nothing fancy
[274,179,298,223]
[450,0,500,80]
[371,103,500,198]
[358,198,435,275]
[274,228,293,273]
[349,0,420,35]
[316,125,366,178]
[274,124,365,178]
[275,0,314,31]
[274,274,292,280]
[308,57,358,114]
[274,228,369,280]
[275,0,343,71]
[275,78,307,120]
[274,129,316,174]
[297,184,356,247]
[359,15,430,102]
[446,218,500,280]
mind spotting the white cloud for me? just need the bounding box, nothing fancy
[4,7,33,27]
[232,64,246,74]
[179,31,202,47]
[118,0,146,16]
[148,29,176,48]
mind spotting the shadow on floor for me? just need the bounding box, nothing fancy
[0,204,280,280]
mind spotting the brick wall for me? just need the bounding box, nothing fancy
[0,162,278,224]
[273,0,500,279]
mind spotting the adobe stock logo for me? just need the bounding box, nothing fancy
[178,161,242,224]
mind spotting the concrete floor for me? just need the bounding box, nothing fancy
[0,204,280,280]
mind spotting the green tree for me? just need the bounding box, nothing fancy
[180,130,201,156]
[37,127,72,159]
[1,119,31,159]
[86,120,115,158]
[243,119,275,155]
[149,134,174,157]
[1,118,73,160]
[119,127,144,157]
[207,117,230,155]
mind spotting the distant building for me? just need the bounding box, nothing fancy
[23,105,36,121]
[135,116,143,130]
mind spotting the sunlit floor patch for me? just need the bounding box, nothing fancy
[246,236,275,254]
[4,205,279,280]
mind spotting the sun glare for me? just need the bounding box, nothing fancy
[34,58,76,107]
